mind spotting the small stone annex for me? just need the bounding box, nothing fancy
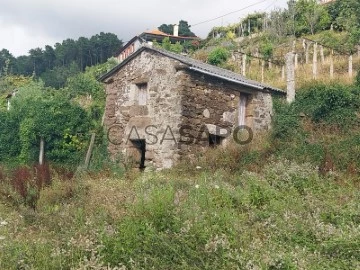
[100,45,285,170]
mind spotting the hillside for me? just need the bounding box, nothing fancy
[0,0,360,269]
[190,0,360,90]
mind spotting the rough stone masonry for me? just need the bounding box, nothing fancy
[102,47,284,169]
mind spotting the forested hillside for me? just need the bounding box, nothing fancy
[0,32,122,88]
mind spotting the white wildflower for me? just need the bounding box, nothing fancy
[0,221,8,226]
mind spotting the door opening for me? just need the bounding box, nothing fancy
[130,139,146,170]
[208,134,224,147]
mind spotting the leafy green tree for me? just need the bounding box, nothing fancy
[0,49,16,76]
[178,20,196,37]
[295,0,331,35]
[8,81,91,164]
[29,48,46,75]
[0,110,21,161]
[259,38,274,60]
[334,0,360,32]
[158,20,196,37]
[158,24,173,35]
[43,45,56,70]
[41,62,80,88]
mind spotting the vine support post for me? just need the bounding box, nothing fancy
[281,65,285,81]
[349,54,353,78]
[85,133,96,169]
[242,54,247,76]
[313,43,318,80]
[330,50,334,79]
[320,45,325,64]
[286,52,296,104]
[39,137,45,165]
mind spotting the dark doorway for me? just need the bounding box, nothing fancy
[208,134,224,147]
[131,139,146,170]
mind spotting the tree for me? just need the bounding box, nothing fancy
[334,0,360,32]
[0,49,16,76]
[8,80,91,164]
[0,32,122,82]
[43,45,56,70]
[259,38,274,60]
[41,62,80,88]
[158,20,196,37]
[178,20,196,37]
[158,24,173,35]
[29,48,45,75]
[295,0,331,35]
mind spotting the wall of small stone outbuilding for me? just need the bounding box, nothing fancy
[177,70,273,159]
[104,50,184,169]
[104,50,275,169]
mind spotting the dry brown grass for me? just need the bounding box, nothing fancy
[243,52,360,90]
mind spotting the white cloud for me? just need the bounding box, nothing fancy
[0,19,58,56]
[0,0,288,56]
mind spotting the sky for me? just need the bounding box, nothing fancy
[0,0,288,57]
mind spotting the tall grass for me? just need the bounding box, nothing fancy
[1,160,358,269]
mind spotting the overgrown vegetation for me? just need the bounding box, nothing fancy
[1,160,359,269]
[0,78,359,269]
[207,47,230,66]
[0,0,360,268]
[272,82,360,173]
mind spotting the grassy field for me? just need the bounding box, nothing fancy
[0,157,359,269]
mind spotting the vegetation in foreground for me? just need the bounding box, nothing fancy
[0,80,359,269]
[0,160,359,269]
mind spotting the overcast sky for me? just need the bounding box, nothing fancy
[0,0,288,57]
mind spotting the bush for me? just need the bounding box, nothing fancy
[356,69,360,87]
[272,98,302,140]
[294,83,360,128]
[207,47,230,66]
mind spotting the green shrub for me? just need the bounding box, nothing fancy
[207,47,230,66]
[272,98,302,140]
[356,69,360,87]
[294,83,360,128]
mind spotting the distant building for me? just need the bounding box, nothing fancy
[116,24,199,63]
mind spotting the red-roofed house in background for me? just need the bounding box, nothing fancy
[116,23,200,63]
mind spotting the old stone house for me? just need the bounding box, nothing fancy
[100,45,285,169]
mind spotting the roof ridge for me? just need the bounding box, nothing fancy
[143,45,285,93]
[100,44,285,94]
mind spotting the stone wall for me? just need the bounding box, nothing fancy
[178,70,273,158]
[104,49,275,169]
[104,50,183,169]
